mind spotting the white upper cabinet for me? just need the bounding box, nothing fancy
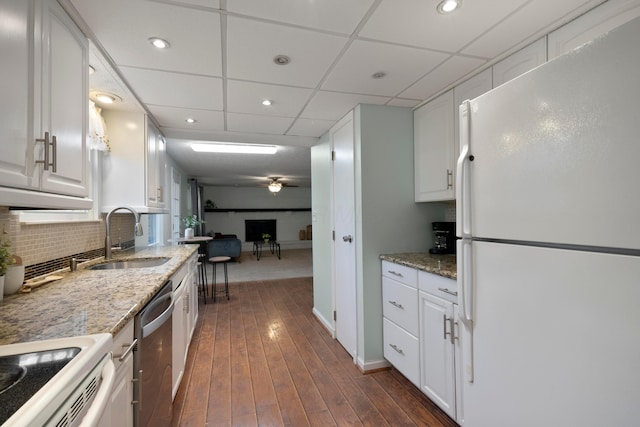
[548,0,640,59]
[492,38,547,88]
[0,0,90,208]
[414,90,455,202]
[39,0,89,197]
[102,111,168,213]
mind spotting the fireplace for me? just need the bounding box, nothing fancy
[245,219,277,242]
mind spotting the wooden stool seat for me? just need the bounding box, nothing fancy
[209,256,231,302]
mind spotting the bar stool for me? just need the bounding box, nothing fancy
[196,261,207,304]
[209,256,231,302]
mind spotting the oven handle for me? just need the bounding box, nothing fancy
[79,357,116,427]
[142,292,175,338]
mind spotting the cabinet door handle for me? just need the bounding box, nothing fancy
[342,235,353,243]
[438,287,458,297]
[388,300,404,310]
[51,135,57,173]
[447,169,453,189]
[443,314,450,341]
[387,270,403,278]
[36,132,56,171]
[389,344,404,355]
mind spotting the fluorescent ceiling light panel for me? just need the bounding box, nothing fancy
[191,142,277,154]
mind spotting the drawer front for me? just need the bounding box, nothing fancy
[418,271,458,304]
[382,260,418,288]
[382,277,419,336]
[383,318,420,387]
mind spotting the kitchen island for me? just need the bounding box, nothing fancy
[380,252,456,279]
[0,244,198,345]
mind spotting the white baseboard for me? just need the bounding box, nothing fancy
[313,307,334,337]
[357,356,391,373]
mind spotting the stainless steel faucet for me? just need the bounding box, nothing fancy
[105,206,144,260]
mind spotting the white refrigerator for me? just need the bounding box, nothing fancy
[456,17,640,427]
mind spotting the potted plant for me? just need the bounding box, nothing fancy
[182,215,205,239]
[262,233,271,243]
[0,236,13,299]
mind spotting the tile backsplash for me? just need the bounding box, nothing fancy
[0,207,135,280]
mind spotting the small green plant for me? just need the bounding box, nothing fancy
[0,236,13,277]
[182,215,205,228]
[261,233,271,240]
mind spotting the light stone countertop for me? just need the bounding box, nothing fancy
[0,244,199,346]
[380,252,457,280]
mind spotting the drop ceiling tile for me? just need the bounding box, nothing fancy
[301,91,391,121]
[227,113,295,134]
[462,0,603,58]
[321,39,449,96]
[226,16,348,87]
[227,81,314,117]
[359,0,529,53]
[387,98,422,108]
[71,0,221,76]
[147,105,224,131]
[119,67,223,110]
[226,0,374,34]
[149,0,220,9]
[287,118,337,138]
[399,55,487,101]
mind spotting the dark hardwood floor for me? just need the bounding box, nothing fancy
[171,277,458,427]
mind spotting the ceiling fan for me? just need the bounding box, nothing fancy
[263,177,298,193]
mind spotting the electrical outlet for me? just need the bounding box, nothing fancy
[0,219,10,235]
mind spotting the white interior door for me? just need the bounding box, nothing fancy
[332,112,357,359]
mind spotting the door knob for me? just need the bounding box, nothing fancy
[342,235,353,243]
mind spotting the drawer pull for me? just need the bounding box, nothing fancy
[388,270,403,278]
[389,344,404,355]
[388,300,404,310]
[114,339,138,362]
[438,287,458,297]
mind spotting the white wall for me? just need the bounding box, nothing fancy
[201,186,312,251]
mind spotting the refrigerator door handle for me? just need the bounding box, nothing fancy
[458,239,474,382]
[456,100,472,238]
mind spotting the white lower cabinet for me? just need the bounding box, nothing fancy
[109,321,135,427]
[382,261,463,424]
[172,253,198,399]
[419,270,462,424]
[419,290,457,419]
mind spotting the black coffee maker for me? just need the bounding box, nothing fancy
[429,222,456,254]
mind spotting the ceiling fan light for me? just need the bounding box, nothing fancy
[268,182,282,193]
[191,142,277,154]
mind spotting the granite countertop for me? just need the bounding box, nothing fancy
[0,244,198,346]
[380,252,457,280]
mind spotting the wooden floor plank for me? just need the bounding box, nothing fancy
[172,278,458,427]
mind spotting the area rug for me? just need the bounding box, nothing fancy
[206,248,312,283]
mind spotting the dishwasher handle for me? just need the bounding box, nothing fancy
[142,292,175,338]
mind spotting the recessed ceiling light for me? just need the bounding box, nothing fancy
[262,100,273,106]
[437,0,461,14]
[273,55,290,65]
[148,37,170,49]
[185,118,197,124]
[92,92,122,104]
[372,71,386,79]
[89,65,95,75]
[191,142,278,154]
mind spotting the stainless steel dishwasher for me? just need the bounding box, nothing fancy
[133,280,174,427]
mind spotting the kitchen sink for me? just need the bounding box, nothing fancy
[88,257,170,270]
